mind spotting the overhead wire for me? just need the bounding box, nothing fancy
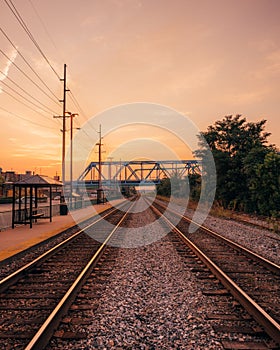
[68,91,88,122]
[68,88,101,146]
[0,26,60,103]
[68,88,99,132]
[0,71,59,115]
[0,49,60,105]
[1,88,61,124]
[27,0,60,53]
[3,0,99,147]
[4,0,61,81]
[0,80,53,115]
[4,0,95,137]
[0,106,57,130]
[9,0,100,138]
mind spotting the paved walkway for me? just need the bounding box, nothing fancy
[0,202,116,262]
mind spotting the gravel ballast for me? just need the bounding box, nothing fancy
[203,215,280,265]
[2,197,279,349]
[79,199,223,349]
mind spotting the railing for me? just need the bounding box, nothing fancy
[0,203,59,230]
[0,199,107,230]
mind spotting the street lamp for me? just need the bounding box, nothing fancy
[70,113,79,208]
[96,124,104,204]
[61,112,79,208]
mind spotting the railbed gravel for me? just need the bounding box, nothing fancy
[203,216,279,265]
[2,199,279,348]
[74,199,223,349]
[184,207,280,265]
[0,207,113,280]
[0,226,79,280]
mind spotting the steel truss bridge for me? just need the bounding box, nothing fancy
[76,160,200,188]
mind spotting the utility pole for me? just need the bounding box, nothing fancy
[54,64,69,187]
[96,124,103,203]
[61,64,68,186]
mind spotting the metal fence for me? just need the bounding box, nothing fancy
[0,203,61,231]
[0,210,12,231]
[0,200,100,230]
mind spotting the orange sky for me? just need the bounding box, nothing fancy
[0,0,279,178]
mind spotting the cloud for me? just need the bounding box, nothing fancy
[249,48,280,80]
[29,128,59,139]
[224,87,270,106]
[0,48,18,92]
[264,49,280,75]
[112,0,142,8]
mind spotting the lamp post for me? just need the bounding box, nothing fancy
[96,124,103,204]
[69,113,78,208]
[60,112,79,209]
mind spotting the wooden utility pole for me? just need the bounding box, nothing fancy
[61,64,68,185]
[54,64,69,186]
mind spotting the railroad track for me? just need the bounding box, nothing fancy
[1,197,279,349]
[0,203,127,282]
[150,198,280,348]
[0,200,135,350]
[47,197,280,349]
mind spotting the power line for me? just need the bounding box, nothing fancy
[0,49,60,105]
[28,0,60,53]
[0,106,57,130]
[4,0,61,81]
[68,91,88,121]
[0,71,59,115]
[0,80,58,116]
[0,26,60,103]
[4,0,98,143]
[67,88,100,139]
[0,87,61,125]
[68,113,98,144]
[81,127,95,141]
[7,0,97,137]
[68,89,99,135]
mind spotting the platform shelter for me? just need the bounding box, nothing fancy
[12,175,62,228]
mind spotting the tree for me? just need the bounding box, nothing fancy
[188,174,201,202]
[245,151,280,216]
[0,174,4,197]
[198,114,279,216]
[156,177,171,197]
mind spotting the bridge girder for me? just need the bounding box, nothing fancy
[77,160,200,186]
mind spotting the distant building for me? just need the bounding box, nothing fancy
[0,169,60,198]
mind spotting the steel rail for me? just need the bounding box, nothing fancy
[0,201,127,293]
[24,200,135,350]
[153,199,280,274]
[151,202,280,345]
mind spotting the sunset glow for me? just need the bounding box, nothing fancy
[0,0,279,178]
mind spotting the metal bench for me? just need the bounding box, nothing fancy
[31,211,44,222]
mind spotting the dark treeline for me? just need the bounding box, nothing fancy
[157,115,280,218]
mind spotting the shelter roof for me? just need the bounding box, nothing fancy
[15,174,62,186]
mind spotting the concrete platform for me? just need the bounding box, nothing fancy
[0,202,117,262]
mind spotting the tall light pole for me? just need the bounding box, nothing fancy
[96,124,103,203]
[70,113,78,208]
[59,113,79,208]
[107,156,113,184]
